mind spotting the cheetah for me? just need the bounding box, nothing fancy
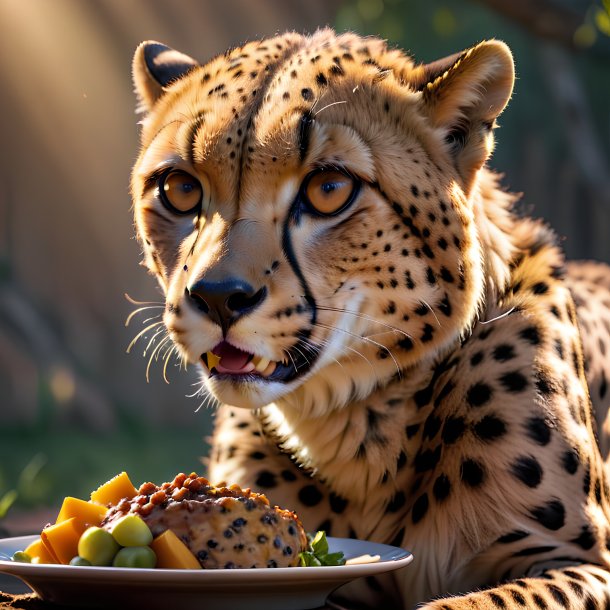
[129,29,610,609]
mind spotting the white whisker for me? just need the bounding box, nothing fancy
[126,320,165,354]
[480,307,516,325]
[125,305,164,327]
[314,321,402,378]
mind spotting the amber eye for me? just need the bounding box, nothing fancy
[159,170,203,214]
[302,169,358,216]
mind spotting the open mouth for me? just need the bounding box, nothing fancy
[201,339,319,383]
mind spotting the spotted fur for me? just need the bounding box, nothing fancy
[130,30,610,609]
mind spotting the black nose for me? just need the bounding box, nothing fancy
[187,278,267,332]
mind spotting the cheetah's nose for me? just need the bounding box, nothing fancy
[186,277,267,333]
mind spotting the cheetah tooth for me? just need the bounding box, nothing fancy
[206,351,221,370]
[253,356,271,372]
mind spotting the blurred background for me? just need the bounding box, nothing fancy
[0,0,608,534]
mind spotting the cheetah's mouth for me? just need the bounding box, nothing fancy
[201,339,319,384]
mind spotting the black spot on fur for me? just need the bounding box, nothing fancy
[488,593,506,609]
[493,344,516,361]
[526,416,552,445]
[390,526,405,547]
[511,455,543,488]
[414,445,442,472]
[298,485,323,507]
[532,282,549,295]
[470,351,484,366]
[438,294,452,317]
[499,371,528,392]
[301,88,313,101]
[442,416,466,444]
[398,337,414,351]
[433,474,451,501]
[473,414,507,441]
[571,525,596,550]
[329,492,348,514]
[546,584,568,608]
[509,589,527,606]
[562,449,579,474]
[281,469,297,482]
[255,471,277,488]
[532,593,548,609]
[497,530,530,544]
[411,493,429,523]
[460,458,485,487]
[423,415,442,440]
[406,423,420,438]
[386,491,406,513]
[530,499,565,530]
[512,545,558,556]
[520,326,541,345]
[467,382,493,407]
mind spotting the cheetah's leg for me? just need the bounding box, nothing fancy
[421,564,610,610]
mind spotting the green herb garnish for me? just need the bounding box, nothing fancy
[298,531,345,567]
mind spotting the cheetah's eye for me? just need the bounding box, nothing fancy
[159,170,203,215]
[301,169,359,216]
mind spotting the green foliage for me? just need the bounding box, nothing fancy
[299,531,346,567]
[0,424,208,517]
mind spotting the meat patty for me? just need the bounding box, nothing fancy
[101,472,308,568]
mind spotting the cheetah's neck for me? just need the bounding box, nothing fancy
[258,170,521,508]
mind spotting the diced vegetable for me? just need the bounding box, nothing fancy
[112,546,157,568]
[150,529,201,569]
[109,514,153,547]
[24,537,58,564]
[56,497,108,528]
[90,472,137,506]
[11,551,31,563]
[41,518,84,564]
[77,526,120,566]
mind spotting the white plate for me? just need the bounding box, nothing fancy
[0,535,412,610]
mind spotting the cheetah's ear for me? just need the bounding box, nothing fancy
[416,40,514,194]
[133,41,199,113]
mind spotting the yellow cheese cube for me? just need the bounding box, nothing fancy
[56,497,108,528]
[150,529,201,569]
[41,517,83,564]
[24,538,57,564]
[90,472,138,506]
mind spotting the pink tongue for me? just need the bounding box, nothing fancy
[212,341,251,371]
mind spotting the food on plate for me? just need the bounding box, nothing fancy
[10,471,345,569]
[101,472,308,568]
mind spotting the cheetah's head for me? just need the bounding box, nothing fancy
[130,30,514,412]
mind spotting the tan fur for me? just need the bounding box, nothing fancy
[130,30,610,609]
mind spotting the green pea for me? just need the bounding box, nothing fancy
[110,514,153,547]
[69,556,92,566]
[112,546,157,569]
[11,551,31,563]
[77,527,120,566]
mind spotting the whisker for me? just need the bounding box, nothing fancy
[146,336,171,383]
[162,343,177,384]
[480,307,516,325]
[126,320,165,354]
[143,326,167,357]
[125,305,164,327]
[314,100,347,116]
[124,293,164,306]
[314,321,402,378]
[420,299,442,328]
[316,305,414,340]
